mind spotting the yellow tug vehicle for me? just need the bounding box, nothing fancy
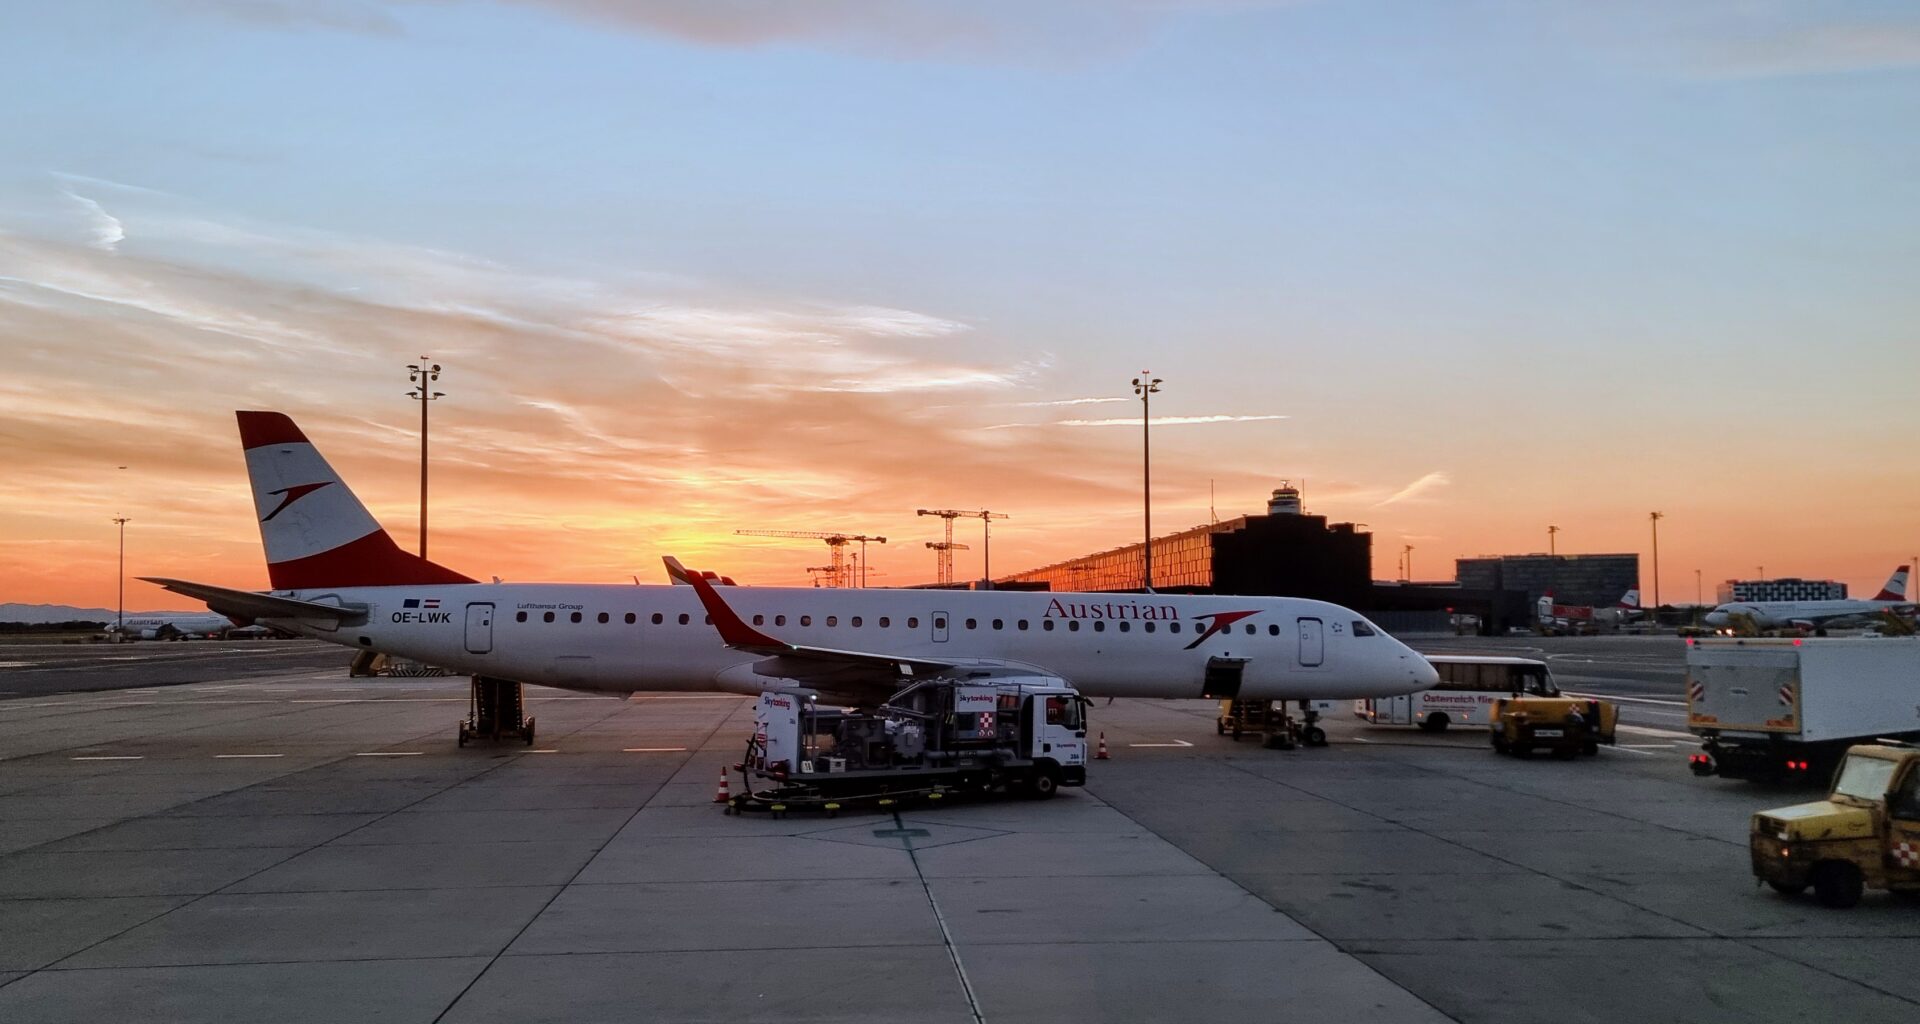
[1490,695,1617,759]
[1751,744,1920,908]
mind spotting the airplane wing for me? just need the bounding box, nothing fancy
[138,577,370,626]
[663,557,960,689]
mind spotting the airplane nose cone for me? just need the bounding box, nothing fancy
[1703,611,1728,626]
[1411,655,1439,688]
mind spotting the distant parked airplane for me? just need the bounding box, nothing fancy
[1704,566,1913,631]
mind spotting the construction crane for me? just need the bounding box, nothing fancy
[735,530,887,588]
[917,509,1007,588]
[924,541,971,586]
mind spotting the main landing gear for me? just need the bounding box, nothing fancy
[459,675,535,746]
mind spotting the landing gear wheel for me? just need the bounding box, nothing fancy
[1302,726,1327,748]
[1811,862,1864,908]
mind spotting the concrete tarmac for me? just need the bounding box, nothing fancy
[0,643,1913,1023]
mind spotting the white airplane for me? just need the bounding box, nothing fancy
[113,613,239,640]
[1704,566,1913,631]
[1534,589,1642,633]
[143,412,1437,735]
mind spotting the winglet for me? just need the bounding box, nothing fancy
[663,557,784,649]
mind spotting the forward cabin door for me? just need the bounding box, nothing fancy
[464,603,494,655]
[1297,617,1324,668]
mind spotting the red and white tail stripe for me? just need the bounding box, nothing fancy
[1872,565,1910,602]
[239,412,474,591]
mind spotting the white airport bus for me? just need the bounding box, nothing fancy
[1354,655,1558,732]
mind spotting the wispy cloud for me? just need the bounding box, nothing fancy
[61,191,124,252]
[984,413,1288,429]
[1015,396,1129,407]
[1373,471,1450,507]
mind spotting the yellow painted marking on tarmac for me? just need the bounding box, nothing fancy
[622,747,688,752]
[355,751,425,757]
[72,755,142,760]
[215,753,285,758]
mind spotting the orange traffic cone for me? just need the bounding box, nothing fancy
[1095,732,1110,760]
[713,767,731,803]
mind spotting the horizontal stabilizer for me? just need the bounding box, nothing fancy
[139,577,368,625]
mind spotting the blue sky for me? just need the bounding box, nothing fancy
[3,1,1918,603]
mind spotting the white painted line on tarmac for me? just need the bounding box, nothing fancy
[1565,691,1686,708]
[72,755,142,761]
[215,753,285,759]
[526,749,560,754]
[1128,740,1194,748]
[1617,743,1680,750]
[355,751,425,757]
[623,747,688,752]
[1610,746,1659,755]
[1617,724,1695,740]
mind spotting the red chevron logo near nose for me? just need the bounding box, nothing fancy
[262,481,333,522]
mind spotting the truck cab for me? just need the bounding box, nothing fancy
[1751,744,1920,907]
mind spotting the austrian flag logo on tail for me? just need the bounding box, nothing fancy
[1184,610,1261,650]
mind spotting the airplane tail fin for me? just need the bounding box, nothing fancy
[238,412,475,590]
[1872,565,1910,602]
[1618,589,1641,610]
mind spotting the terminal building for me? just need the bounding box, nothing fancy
[1716,578,1847,603]
[1455,553,1640,609]
[997,484,1532,633]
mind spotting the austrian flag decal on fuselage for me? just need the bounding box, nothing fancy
[402,599,441,609]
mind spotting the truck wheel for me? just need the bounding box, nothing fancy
[1420,714,1449,733]
[1811,862,1864,909]
[1216,720,1226,735]
[1491,734,1509,755]
[1552,745,1577,761]
[1027,770,1060,800]
[1581,740,1599,756]
[1767,880,1807,896]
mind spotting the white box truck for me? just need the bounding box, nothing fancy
[1686,638,1920,782]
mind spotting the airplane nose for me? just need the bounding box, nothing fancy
[1703,612,1728,626]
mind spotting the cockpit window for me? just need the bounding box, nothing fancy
[1352,620,1377,637]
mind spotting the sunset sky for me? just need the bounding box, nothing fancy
[3,1,1917,610]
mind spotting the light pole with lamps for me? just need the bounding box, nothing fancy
[1649,511,1664,613]
[406,359,444,559]
[1132,372,1162,591]
[1548,525,1558,557]
[112,516,129,633]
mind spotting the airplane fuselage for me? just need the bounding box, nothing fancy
[1705,598,1911,630]
[272,582,1436,700]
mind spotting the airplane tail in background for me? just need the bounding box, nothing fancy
[1872,565,1910,602]
[1618,589,1641,610]
[238,411,475,590]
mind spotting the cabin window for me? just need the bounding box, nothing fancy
[775,615,787,626]
[515,611,527,623]
[1244,623,1255,635]
[1043,619,1055,631]
[597,612,609,624]
[1143,621,1155,633]
[704,615,712,625]
[752,614,764,626]
[965,618,978,630]
[908,617,920,629]
[1353,621,1377,637]
[1269,624,1280,636]
[1017,620,1029,631]
[1093,621,1105,632]
[851,616,862,628]
[800,615,812,627]
[879,616,890,628]
[1169,622,1182,634]
[826,616,838,627]
[651,613,663,625]
[1118,621,1130,632]
[543,611,555,623]
[677,613,690,625]
[992,619,1003,630]
[1068,621,1080,632]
